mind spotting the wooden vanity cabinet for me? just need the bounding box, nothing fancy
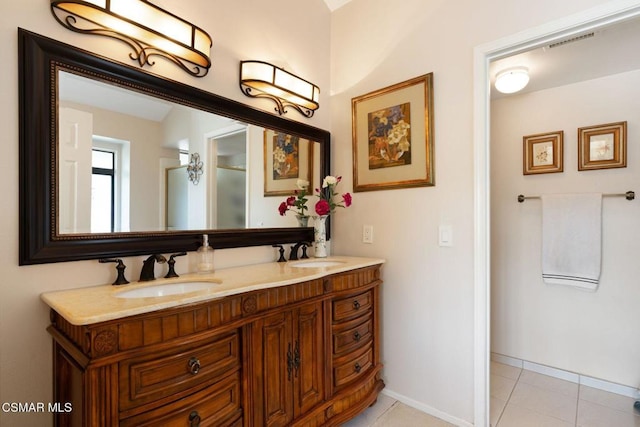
[48,264,384,427]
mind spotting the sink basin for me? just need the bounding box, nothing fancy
[291,260,345,268]
[115,281,220,299]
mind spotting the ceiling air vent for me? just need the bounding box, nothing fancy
[548,32,595,48]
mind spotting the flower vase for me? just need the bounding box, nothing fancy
[296,215,309,227]
[313,215,328,258]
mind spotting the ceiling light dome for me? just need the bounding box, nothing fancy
[495,67,529,94]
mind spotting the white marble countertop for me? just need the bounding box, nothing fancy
[41,256,385,326]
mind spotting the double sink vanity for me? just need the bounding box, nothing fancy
[41,256,385,426]
[20,28,383,427]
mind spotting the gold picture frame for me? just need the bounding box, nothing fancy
[352,74,434,192]
[263,129,314,196]
[523,131,564,175]
[578,121,627,171]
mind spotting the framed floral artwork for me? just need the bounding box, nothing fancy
[578,121,627,171]
[523,131,564,175]
[264,129,314,196]
[351,73,434,192]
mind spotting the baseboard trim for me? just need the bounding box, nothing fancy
[380,388,473,427]
[491,352,640,399]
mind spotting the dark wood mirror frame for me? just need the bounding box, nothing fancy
[19,28,329,265]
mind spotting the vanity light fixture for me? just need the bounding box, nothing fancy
[50,0,212,77]
[495,66,530,94]
[239,60,320,118]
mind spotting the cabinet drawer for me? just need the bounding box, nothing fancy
[332,290,372,323]
[333,343,373,389]
[121,371,242,427]
[120,332,240,411]
[333,315,372,355]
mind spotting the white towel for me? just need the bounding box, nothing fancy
[541,193,602,291]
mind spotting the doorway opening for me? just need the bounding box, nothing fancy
[474,3,640,426]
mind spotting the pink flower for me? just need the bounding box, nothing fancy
[278,201,288,216]
[315,199,331,216]
[342,193,352,207]
[286,196,296,206]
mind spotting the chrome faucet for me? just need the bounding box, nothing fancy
[139,254,167,281]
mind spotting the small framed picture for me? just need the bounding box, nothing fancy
[523,131,564,175]
[578,121,627,171]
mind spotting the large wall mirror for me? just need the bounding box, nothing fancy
[19,29,329,265]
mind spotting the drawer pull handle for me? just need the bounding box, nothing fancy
[189,410,201,427]
[353,300,361,310]
[353,331,361,341]
[354,362,362,373]
[188,357,201,375]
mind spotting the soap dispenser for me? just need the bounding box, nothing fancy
[197,234,214,274]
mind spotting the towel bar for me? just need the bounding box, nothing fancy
[517,191,635,203]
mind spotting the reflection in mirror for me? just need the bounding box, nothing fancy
[57,71,321,234]
[19,29,329,264]
[215,131,247,229]
[166,165,188,230]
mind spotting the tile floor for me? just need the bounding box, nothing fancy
[491,361,640,427]
[342,393,454,427]
[342,363,640,426]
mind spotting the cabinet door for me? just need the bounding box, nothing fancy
[293,301,324,417]
[251,310,294,427]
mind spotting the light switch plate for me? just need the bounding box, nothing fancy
[439,225,453,247]
[362,225,373,244]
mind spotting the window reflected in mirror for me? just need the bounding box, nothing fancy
[91,148,115,233]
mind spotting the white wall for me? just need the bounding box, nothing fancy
[329,0,618,424]
[0,1,329,426]
[491,70,640,387]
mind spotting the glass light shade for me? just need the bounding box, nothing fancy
[495,67,530,94]
[51,0,212,76]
